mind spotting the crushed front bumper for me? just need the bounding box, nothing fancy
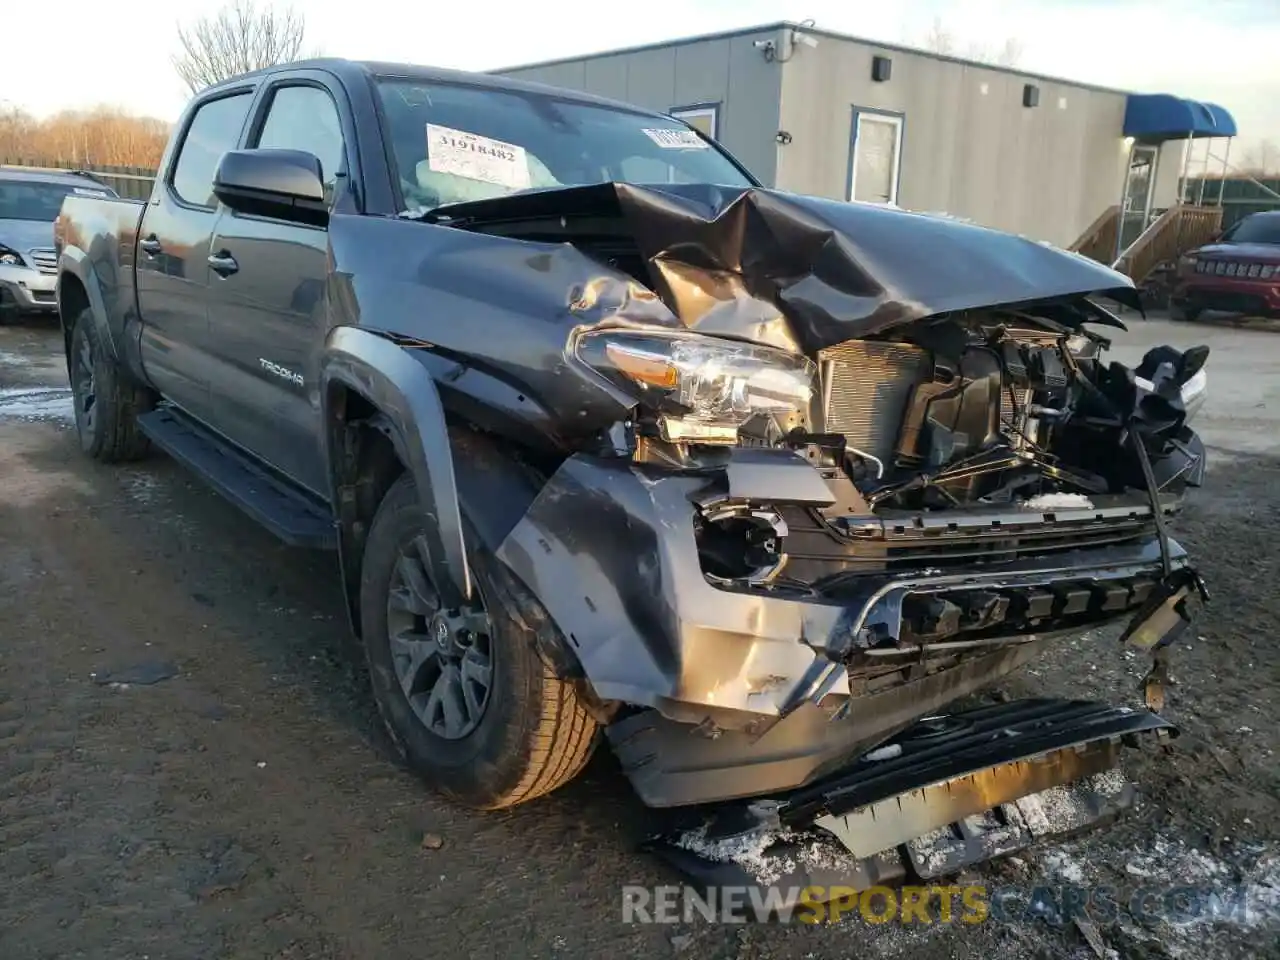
[495,449,1203,807]
[647,697,1176,908]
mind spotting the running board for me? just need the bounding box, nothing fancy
[137,407,337,549]
[647,699,1174,909]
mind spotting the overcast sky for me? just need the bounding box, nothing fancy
[6,0,1278,156]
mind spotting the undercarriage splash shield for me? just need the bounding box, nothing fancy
[646,698,1174,909]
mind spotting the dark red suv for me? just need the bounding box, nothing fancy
[1171,210,1280,320]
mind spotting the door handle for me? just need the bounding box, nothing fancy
[139,236,162,256]
[207,251,239,277]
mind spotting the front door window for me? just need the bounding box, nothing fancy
[849,111,903,205]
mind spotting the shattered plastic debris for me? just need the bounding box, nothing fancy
[1020,493,1096,511]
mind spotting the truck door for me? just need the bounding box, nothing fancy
[136,90,255,425]
[203,78,350,498]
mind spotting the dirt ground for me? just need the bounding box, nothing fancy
[0,316,1276,960]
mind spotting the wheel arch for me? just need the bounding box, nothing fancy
[321,327,560,638]
[56,250,116,367]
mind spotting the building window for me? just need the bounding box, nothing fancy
[670,104,719,140]
[848,108,904,206]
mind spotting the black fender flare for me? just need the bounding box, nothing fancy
[56,247,120,362]
[320,326,471,611]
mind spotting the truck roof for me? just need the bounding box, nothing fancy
[203,57,672,119]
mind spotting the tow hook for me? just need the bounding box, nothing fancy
[1119,567,1209,712]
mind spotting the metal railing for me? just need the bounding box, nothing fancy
[1068,204,1121,265]
[1111,203,1222,285]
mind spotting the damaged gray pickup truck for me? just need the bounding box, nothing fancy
[55,59,1210,899]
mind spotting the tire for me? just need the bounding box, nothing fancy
[68,308,154,462]
[360,473,598,809]
[1168,300,1201,323]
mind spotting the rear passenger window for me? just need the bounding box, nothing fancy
[254,85,347,201]
[171,93,253,208]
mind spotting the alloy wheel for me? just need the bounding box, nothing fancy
[73,332,97,435]
[385,535,493,740]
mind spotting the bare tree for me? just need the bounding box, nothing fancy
[920,17,1022,67]
[0,106,170,167]
[1238,139,1280,177]
[923,17,955,56]
[172,0,312,94]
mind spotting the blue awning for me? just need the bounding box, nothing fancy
[1124,93,1237,140]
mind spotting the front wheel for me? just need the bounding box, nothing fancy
[68,308,153,462]
[360,474,598,809]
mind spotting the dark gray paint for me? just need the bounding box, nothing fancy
[320,326,471,610]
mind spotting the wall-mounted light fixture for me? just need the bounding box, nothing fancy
[775,130,793,145]
[872,55,892,82]
[1023,83,1040,108]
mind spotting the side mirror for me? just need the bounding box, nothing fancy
[213,149,328,225]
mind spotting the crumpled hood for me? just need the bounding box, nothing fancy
[0,218,55,255]
[433,182,1138,354]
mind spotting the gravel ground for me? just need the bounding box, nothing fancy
[0,315,1276,960]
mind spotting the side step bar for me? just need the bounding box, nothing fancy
[137,406,337,549]
[648,698,1174,909]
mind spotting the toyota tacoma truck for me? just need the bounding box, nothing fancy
[54,59,1211,898]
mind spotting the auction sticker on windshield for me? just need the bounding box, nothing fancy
[426,124,531,189]
[642,128,709,149]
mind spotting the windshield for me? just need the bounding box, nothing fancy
[375,79,754,211]
[1225,215,1280,245]
[0,179,111,222]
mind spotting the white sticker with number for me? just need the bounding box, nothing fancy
[426,124,531,189]
[642,128,709,149]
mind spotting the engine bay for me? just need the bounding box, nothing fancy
[809,309,1208,512]
[682,307,1210,591]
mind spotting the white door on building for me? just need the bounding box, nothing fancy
[848,111,903,205]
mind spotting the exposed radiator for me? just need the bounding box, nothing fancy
[818,340,930,465]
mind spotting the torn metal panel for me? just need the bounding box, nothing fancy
[647,698,1172,904]
[430,182,1140,353]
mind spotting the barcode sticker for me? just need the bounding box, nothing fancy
[642,128,709,149]
[426,124,531,189]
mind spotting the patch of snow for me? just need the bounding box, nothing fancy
[1041,848,1088,884]
[120,471,161,505]
[672,824,797,885]
[1115,838,1280,945]
[908,825,958,875]
[1020,492,1095,511]
[671,823,868,886]
[864,743,903,762]
[0,387,74,422]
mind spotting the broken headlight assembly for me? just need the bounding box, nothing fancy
[575,330,816,443]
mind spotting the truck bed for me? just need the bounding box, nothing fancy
[55,195,147,301]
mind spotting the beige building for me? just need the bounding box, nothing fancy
[495,22,1236,255]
